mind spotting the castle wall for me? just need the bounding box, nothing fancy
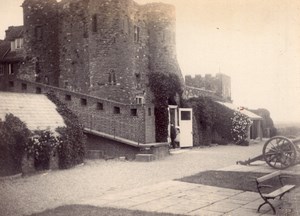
[6,78,157,143]
[185,73,231,100]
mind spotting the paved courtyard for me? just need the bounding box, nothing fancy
[0,141,299,215]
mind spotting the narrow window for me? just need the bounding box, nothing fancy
[123,16,129,34]
[92,14,97,32]
[97,102,103,110]
[8,64,14,75]
[114,106,120,114]
[148,108,151,116]
[35,26,43,41]
[134,25,140,42]
[9,81,14,87]
[36,87,42,94]
[21,83,27,91]
[131,109,137,116]
[108,70,116,85]
[81,98,87,106]
[65,94,72,101]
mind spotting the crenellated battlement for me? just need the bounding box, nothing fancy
[185,73,231,100]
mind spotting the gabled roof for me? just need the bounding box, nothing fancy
[5,26,24,41]
[217,102,263,120]
[0,92,65,132]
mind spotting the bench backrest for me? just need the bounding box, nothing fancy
[256,171,281,183]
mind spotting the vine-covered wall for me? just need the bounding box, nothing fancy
[148,72,182,142]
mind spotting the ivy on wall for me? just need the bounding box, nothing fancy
[46,91,86,169]
[148,72,182,142]
[183,96,252,145]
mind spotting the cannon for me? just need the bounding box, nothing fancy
[237,136,300,170]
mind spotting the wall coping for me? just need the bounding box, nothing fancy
[84,128,169,148]
[15,78,142,107]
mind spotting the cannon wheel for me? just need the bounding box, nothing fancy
[263,136,297,169]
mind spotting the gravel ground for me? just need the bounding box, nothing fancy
[0,142,265,216]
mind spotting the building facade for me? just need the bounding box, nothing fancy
[0,0,183,146]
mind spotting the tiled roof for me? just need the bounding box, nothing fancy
[5,26,23,41]
[217,102,263,120]
[0,92,65,132]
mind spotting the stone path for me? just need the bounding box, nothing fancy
[0,141,299,215]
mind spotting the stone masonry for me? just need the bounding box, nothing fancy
[13,0,183,144]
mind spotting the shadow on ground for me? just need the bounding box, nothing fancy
[177,170,300,192]
[28,205,183,216]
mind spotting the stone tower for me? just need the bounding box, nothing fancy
[20,0,183,104]
[20,0,60,86]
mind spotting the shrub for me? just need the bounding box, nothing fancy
[0,114,31,172]
[46,91,86,169]
[25,130,61,170]
[231,111,252,145]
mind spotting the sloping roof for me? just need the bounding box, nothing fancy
[217,102,263,120]
[5,26,23,41]
[3,50,25,62]
[0,40,10,60]
[0,92,65,132]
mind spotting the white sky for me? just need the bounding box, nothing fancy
[1,0,300,124]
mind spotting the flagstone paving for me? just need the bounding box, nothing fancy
[1,142,299,215]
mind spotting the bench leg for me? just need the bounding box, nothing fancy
[258,199,276,215]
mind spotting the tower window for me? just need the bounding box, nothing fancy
[135,96,144,104]
[148,108,151,116]
[134,25,140,42]
[108,70,116,85]
[92,14,97,32]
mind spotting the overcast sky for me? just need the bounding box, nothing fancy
[1,0,300,124]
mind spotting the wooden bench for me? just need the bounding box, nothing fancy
[256,171,295,214]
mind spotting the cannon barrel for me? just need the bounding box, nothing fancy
[291,137,300,144]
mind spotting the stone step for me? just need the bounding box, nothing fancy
[135,154,155,162]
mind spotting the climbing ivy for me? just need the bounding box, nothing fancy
[46,91,86,169]
[148,72,182,142]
